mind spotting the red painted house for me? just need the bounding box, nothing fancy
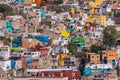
[41,71,80,80]
[32,45,49,55]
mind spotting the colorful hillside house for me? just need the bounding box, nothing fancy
[83,68,92,76]
[17,0,22,3]
[6,20,12,32]
[12,37,22,47]
[41,10,45,19]
[34,35,49,44]
[60,30,70,38]
[71,37,85,48]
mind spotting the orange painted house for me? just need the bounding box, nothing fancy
[22,38,39,48]
[57,53,70,66]
[24,0,34,5]
[35,0,43,6]
[107,51,117,60]
[24,0,45,6]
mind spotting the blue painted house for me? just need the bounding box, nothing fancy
[6,20,12,32]
[17,0,22,3]
[12,37,22,47]
[26,56,32,68]
[11,60,16,69]
[83,68,92,76]
[34,36,49,44]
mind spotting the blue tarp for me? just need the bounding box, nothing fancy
[34,36,49,44]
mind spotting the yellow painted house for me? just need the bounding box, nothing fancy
[89,8,98,14]
[88,0,103,7]
[60,30,70,38]
[87,15,106,27]
[70,8,75,14]
[57,53,68,66]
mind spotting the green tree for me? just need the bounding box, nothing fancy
[64,19,70,22]
[4,38,11,46]
[0,37,11,46]
[0,36,6,41]
[37,28,44,33]
[0,4,13,15]
[41,19,51,26]
[103,26,118,48]
[68,42,77,54]
[77,53,86,75]
[28,35,33,38]
[54,6,60,13]
[54,0,63,4]
[90,45,101,53]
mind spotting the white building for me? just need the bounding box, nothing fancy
[117,49,120,60]
[89,31,102,39]
[85,63,113,72]
[106,18,115,26]
[6,0,16,3]
[15,59,22,70]
[0,46,10,60]
[86,64,113,69]
[31,51,40,59]
[0,60,11,71]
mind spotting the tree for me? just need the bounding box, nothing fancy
[0,37,11,46]
[67,42,77,55]
[77,53,86,76]
[28,35,33,38]
[0,4,13,15]
[0,36,6,41]
[37,28,44,33]
[4,38,11,46]
[90,45,101,53]
[54,0,63,4]
[103,26,118,48]
[41,19,51,26]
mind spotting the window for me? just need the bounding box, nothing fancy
[72,77,75,80]
[3,48,8,51]
[72,73,75,76]
[92,56,94,58]
[0,49,2,51]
